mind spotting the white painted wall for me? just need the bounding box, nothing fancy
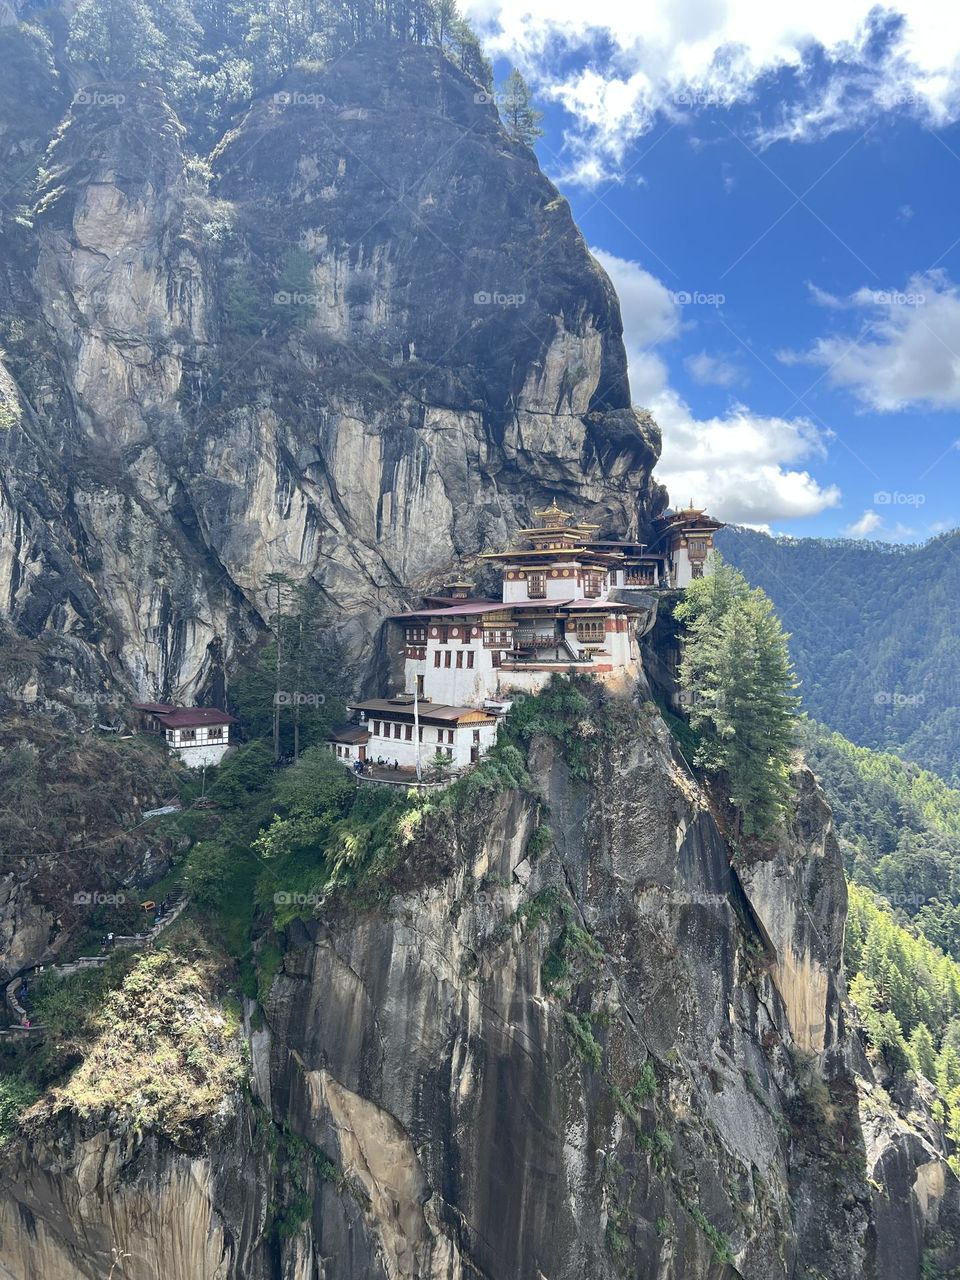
[172,742,233,768]
[407,637,502,706]
[362,719,498,770]
[406,608,641,705]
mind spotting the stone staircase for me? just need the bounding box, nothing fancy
[2,889,189,1036]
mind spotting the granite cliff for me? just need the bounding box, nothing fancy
[2,671,958,1279]
[0,33,661,713]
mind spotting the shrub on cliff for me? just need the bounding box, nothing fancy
[675,561,800,837]
[28,924,246,1141]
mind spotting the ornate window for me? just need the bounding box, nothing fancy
[527,572,546,598]
[576,619,606,642]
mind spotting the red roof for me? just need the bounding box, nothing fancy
[134,701,176,714]
[392,602,510,619]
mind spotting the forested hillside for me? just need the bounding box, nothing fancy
[717,527,960,783]
[803,719,960,1155]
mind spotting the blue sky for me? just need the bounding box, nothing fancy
[465,0,960,539]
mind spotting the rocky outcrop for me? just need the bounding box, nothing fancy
[1,678,958,1278]
[0,1121,269,1280]
[0,39,662,710]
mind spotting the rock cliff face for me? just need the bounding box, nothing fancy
[0,37,661,711]
[3,674,959,1280]
[0,25,957,1280]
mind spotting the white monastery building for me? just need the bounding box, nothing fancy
[328,500,723,778]
[134,703,236,767]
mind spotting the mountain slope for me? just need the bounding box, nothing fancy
[718,526,960,783]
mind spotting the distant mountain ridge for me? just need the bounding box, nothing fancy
[716,525,960,784]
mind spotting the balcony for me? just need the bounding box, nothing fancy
[513,632,560,650]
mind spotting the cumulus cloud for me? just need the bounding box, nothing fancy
[843,508,884,537]
[842,508,918,540]
[784,272,960,410]
[593,247,842,524]
[685,351,742,388]
[463,0,960,184]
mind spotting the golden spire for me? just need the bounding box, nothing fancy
[534,497,573,527]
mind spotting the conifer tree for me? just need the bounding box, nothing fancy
[499,67,543,146]
[908,1023,937,1079]
[676,561,800,836]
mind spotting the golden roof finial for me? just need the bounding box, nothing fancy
[534,496,573,526]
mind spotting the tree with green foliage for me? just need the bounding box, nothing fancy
[68,0,166,78]
[908,1023,937,1078]
[232,578,346,761]
[428,748,452,780]
[675,561,800,836]
[499,68,542,146]
[254,746,357,861]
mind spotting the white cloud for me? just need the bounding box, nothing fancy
[843,508,884,537]
[842,508,919,540]
[590,247,681,347]
[463,0,960,184]
[685,351,741,387]
[593,247,842,524]
[785,272,960,410]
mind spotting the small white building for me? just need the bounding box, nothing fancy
[328,725,370,766]
[340,697,498,772]
[134,703,235,767]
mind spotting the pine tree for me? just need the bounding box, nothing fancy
[499,68,543,146]
[676,561,800,836]
[908,1023,937,1079]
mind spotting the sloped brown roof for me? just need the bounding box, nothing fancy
[147,707,235,729]
[328,725,370,744]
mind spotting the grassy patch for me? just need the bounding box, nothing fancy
[27,922,246,1142]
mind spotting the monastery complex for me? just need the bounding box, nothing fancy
[329,502,723,777]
